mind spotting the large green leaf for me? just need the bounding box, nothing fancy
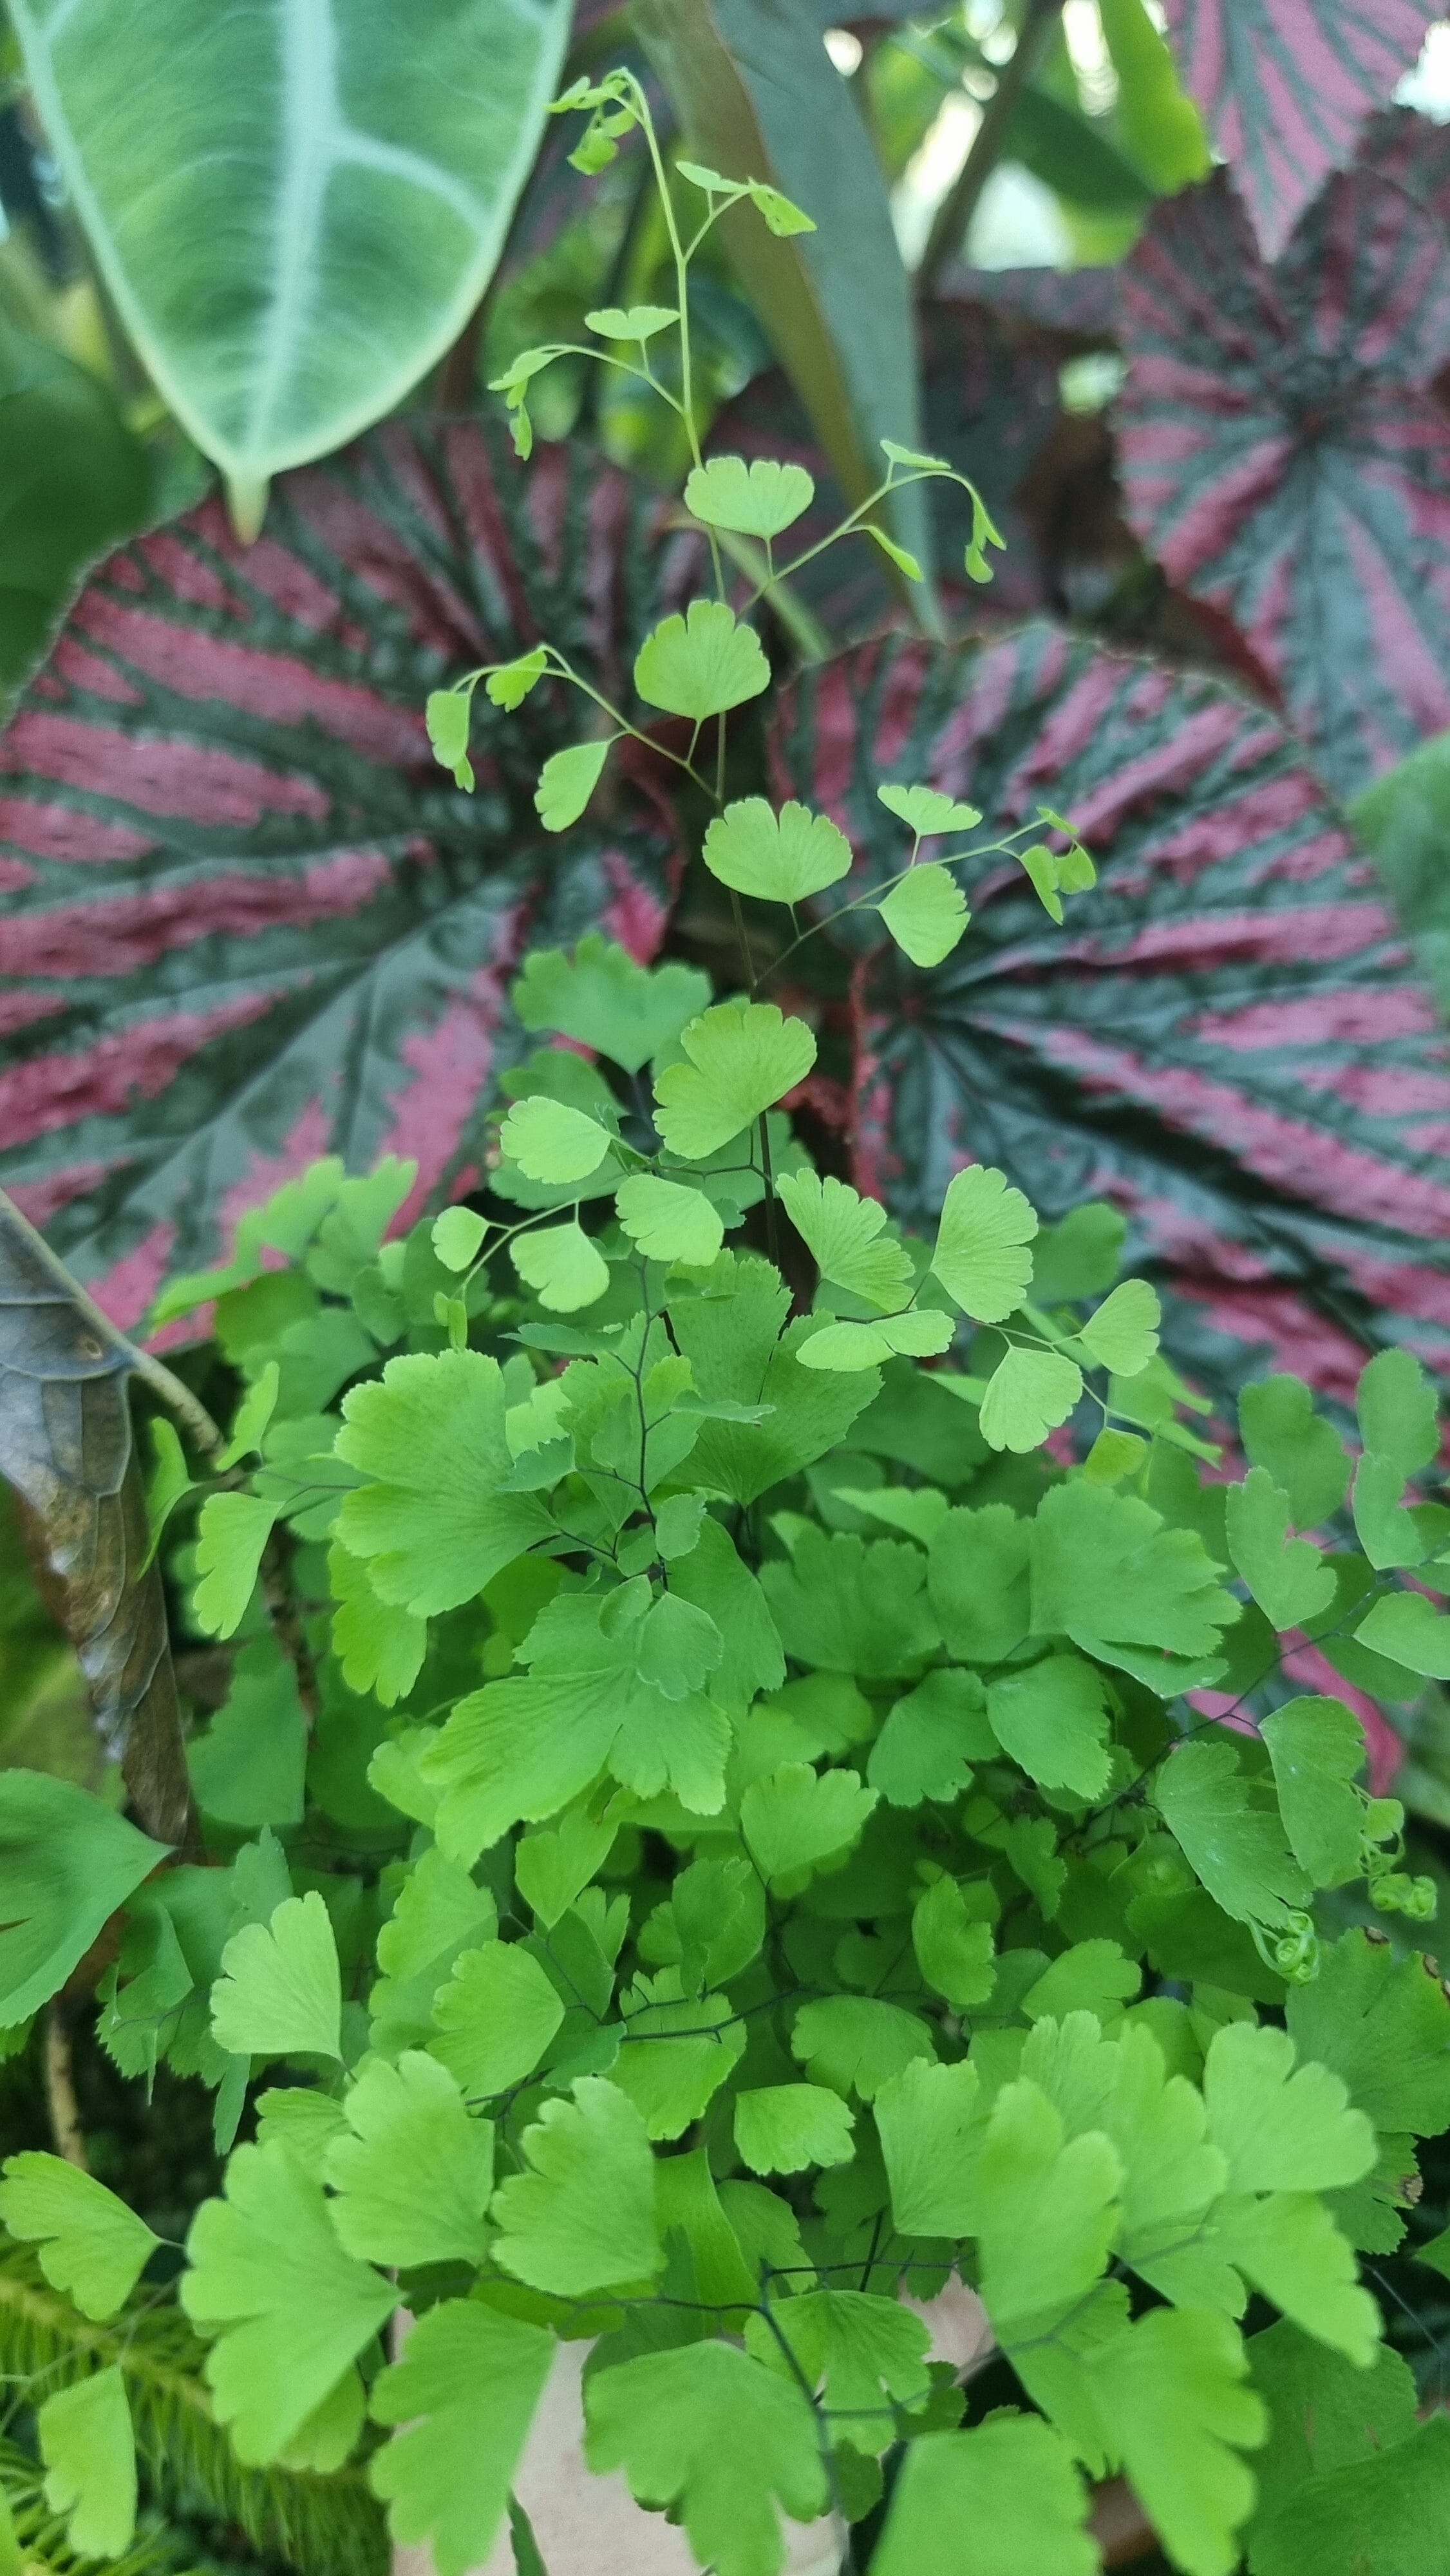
[769,617,1450,1406]
[0,419,686,1314]
[0,317,149,691]
[8,0,572,508]
[633,0,933,582]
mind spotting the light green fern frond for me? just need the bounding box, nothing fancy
[0,2246,384,2576]
[0,2434,180,2576]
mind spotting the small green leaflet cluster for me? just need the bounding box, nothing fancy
[3,926,1449,2576]
[424,66,1081,985]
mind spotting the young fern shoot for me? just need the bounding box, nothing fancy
[425,63,1096,1282]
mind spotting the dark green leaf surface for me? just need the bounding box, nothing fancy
[770,618,1450,1403]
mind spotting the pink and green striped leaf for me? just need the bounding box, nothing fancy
[1118,118,1450,799]
[1161,0,1438,258]
[0,417,688,1327]
[769,618,1450,1406]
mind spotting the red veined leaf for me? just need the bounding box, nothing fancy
[1161,0,1438,258]
[0,417,693,1327]
[939,265,1121,342]
[769,618,1450,1406]
[709,299,1062,643]
[1118,120,1450,798]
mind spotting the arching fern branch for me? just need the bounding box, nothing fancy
[0,2248,385,2576]
[0,2432,184,2576]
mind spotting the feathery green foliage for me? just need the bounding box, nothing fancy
[1,62,1446,2576]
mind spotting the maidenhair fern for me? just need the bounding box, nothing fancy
[0,2248,384,2576]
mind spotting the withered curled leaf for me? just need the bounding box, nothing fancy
[0,1192,212,1844]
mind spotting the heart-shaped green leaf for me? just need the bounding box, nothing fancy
[931,1166,1037,1323]
[877,783,983,837]
[535,739,613,833]
[1076,1279,1161,1378]
[702,798,852,904]
[634,601,771,721]
[614,1177,724,1267]
[879,865,968,967]
[653,1002,816,1160]
[979,1347,1083,1453]
[499,1097,614,1187]
[510,1222,610,1314]
[6,0,572,495]
[683,454,815,538]
[777,1170,914,1309]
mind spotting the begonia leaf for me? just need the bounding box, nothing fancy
[769,619,1450,1405]
[1160,4,1437,256]
[1119,122,1450,794]
[0,422,686,1312]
